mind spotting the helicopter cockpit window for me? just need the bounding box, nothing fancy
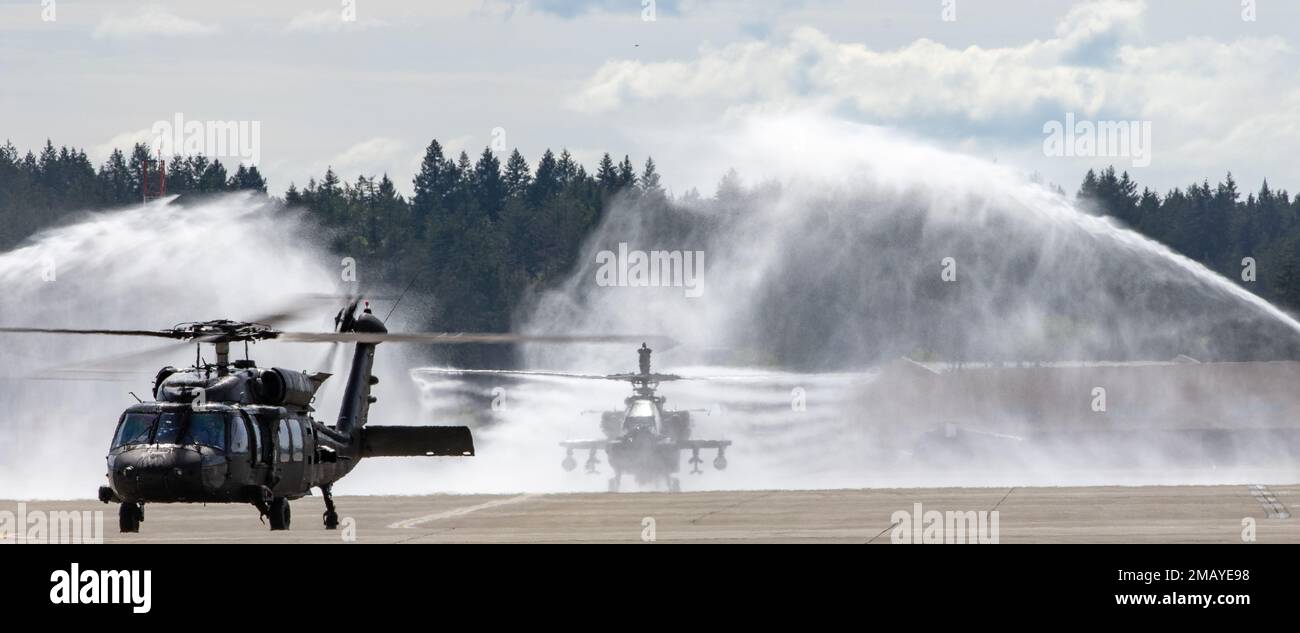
[277,421,291,463]
[153,412,184,444]
[228,414,250,454]
[288,422,304,463]
[248,417,263,464]
[627,400,657,420]
[113,413,156,448]
[185,412,227,450]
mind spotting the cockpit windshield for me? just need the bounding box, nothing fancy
[627,400,656,420]
[112,413,155,448]
[111,410,229,450]
[153,412,184,444]
[185,412,227,449]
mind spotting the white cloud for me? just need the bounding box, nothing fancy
[567,0,1300,185]
[92,128,155,163]
[327,137,408,174]
[570,1,1163,119]
[93,5,219,40]
[285,9,389,33]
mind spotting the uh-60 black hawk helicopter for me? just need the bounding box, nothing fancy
[420,343,730,492]
[0,298,657,533]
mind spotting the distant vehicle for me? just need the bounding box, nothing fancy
[423,343,730,492]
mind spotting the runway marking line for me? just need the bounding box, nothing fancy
[689,491,776,525]
[387,494,540,529]
[1248,484,1291,519]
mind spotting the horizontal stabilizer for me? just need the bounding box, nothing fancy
[361,425,475,457]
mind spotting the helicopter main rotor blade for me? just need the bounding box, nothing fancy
[275,332,677,348]
[241,293,398,328]
[413,368,614,380]
[9,339,193,382]
[0,326,182,339]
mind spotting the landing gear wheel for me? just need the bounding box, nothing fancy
[269,497,291,531]
[668,477,681,493]
[608,475,621,492]
[320,484,339,530]
[118,502,142,533]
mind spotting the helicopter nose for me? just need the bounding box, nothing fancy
[110,447,207,500]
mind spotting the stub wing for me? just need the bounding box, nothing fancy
[677,439,732,450]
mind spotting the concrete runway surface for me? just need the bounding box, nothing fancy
[2,484,1297,543]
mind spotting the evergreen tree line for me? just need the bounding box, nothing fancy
[1078,166,1300,309]
[0,139,266,250]
[285,141,667,366]
[7,136,1300,363]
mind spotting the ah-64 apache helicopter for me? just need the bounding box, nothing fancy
[418,343,730,492]
[0,298,659,532]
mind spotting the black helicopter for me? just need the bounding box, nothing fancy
[419,343,730,492]
[0,298,658,532]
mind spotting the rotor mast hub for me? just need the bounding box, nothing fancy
[214,341,230,376]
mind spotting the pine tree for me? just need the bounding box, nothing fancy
[166,155,194,193]
[716,168,743,202]
[412,140,450,220]
[472,147,504,220]
[1274,253,1300,308]
[530,149,560,204]
[97,149,133,205]
[556,149,577,186]
[503,149,532,199]
[641,157,663,197]
[617,155,636,190]
[596,153,618,192]
[1077,168,1099,200]
[197,159,228,192]
[244,165,267,192]
[450,151,474,211]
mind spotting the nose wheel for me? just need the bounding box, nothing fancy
[118,502,143,533]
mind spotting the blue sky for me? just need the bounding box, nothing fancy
[1,0,1297,197]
